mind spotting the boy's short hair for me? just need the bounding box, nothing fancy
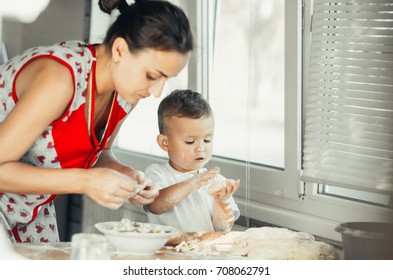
[158,89,213,134]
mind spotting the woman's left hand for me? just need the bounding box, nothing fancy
[93,151,159,206]
[128,171,159,206]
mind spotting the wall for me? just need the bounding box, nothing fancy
[2,0,88,58]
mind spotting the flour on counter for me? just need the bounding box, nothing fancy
[231,227,338,260]
[172,227,338,260]
[174,231,243,255]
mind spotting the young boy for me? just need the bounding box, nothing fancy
[144,90,240,232]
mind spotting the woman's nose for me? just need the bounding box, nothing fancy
[149,79,167,98]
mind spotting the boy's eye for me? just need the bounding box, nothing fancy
[204,139,211,143]
[185,140,195,145]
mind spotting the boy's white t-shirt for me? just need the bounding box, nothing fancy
[144,162,240,232]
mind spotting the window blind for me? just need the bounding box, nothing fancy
[302,0,393,193]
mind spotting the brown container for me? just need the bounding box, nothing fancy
[335,222,393,260]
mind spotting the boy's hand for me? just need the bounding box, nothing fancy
[190,167,220,190]
[211,179,240,202]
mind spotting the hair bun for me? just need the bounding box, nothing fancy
[98,0,121,14]
[117,0,129,14]
[98,0,134,14]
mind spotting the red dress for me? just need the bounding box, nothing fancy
[0,41,132,242]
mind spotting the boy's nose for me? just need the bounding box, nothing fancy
[197,142,205,152]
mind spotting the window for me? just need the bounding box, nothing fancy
[302,0,393,206]
[210,0,285,168]
[113,0,393,241]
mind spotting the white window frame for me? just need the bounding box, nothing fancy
[112,0,393,242]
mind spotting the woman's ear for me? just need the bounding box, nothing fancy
[157,134,169,151]
[111,37,128,63]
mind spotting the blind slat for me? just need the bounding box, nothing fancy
[308,64,393,80]
[307,110,393,125]
[305,116,393,134]
[310,58,393,70]
[310,52,393,64]
[305,103,393,121]
[306,93,393,111]
[311,42,393,54]
[309,81,393,94]
[303,149,393,165]
[313,18,393,28]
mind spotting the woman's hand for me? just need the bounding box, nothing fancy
[84,168,140,210]
[127,170,159,206]
[92,151,158,207]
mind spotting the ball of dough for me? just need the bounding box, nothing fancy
[207,181,227,195]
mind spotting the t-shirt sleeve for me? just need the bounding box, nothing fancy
[145,163,167,190]
[142,164,166,215]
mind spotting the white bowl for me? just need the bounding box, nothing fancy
[95,221,179,256]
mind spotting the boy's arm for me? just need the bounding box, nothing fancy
[212,200,235,232]
[147,167,220,214]
[211,179,240,232]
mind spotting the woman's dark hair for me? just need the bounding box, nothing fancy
[158,89,213,134]
[98,0,193,54]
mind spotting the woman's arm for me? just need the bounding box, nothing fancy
[0,58,136,209]
[0,162,137,209]
[0,58,73,164]
[0,58,76,194]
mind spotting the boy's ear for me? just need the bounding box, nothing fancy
[157,134,169,151]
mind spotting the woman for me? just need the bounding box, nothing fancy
[0,0,193,242]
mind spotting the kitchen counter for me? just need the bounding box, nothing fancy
[12,241,343,260]
[11,227,343,260]
[12,242,245,260]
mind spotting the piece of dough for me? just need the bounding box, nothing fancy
[169,227,339,260]
[207,181,227,195]
[230,227,339,260]
[165,231,225,246]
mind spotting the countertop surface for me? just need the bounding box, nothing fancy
[12,241,343,260]
[12,242,244,260]
[11,228,343,260]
